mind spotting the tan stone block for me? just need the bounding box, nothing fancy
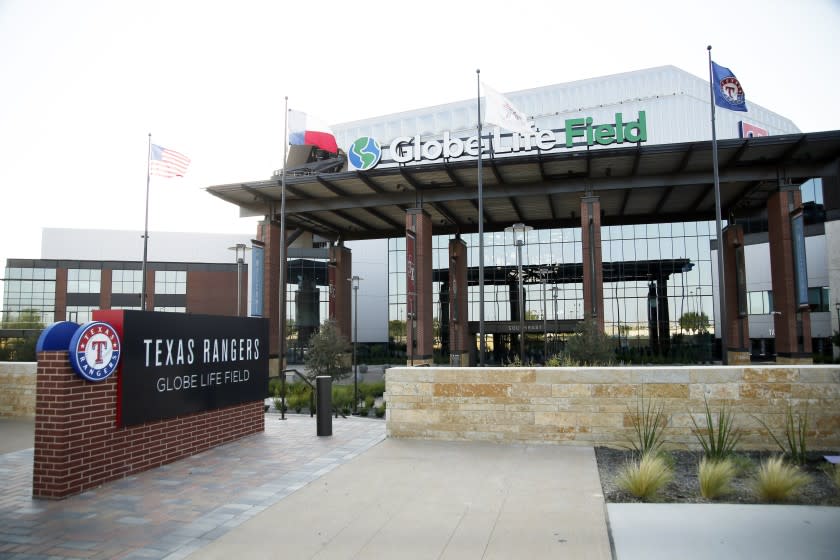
[535,368,634,384]
[389,408,441,424]
[790,383,840,399]
[688,368,743,383]
[551,383,591,398]
[432,383,511,398]
[743,367,799,383]
[592,412,624,428]
[689,383,740,401]
[592,384,640,398]
[797,367,840,384]
[510,383,551,398]
[644,383,689,399]
[739,383,791,400]
[630,368,691,383]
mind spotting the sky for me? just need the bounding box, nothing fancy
[1,0,839,293]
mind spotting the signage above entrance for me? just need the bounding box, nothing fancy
[348,111,648,171]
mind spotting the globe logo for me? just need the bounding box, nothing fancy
[348,136,382,171]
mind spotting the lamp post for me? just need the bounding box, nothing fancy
[539,267,549,361]
[552,285,558,355]
[505,223,532,361]
[228,243,247,317]
[349,276,361,414]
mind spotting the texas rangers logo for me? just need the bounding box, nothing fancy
[69,321,121,382]
[719,76,745,107]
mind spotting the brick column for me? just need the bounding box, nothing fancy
[448,237,470,365]
[406,209,434,365]
[767,188,812,363]
[257,220,281,359]
[722,225,751,364]
[54,268,67,322]
[328,244,352,341]
[100,268,112,310]
[581,196,604,332]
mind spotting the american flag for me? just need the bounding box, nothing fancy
[149,144,191,178]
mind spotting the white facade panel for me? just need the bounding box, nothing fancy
[332,66,799,155]
[41,228,253,264]
[345,239,388,343]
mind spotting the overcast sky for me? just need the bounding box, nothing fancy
[1,0,839,287]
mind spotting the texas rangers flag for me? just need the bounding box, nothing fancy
[711,61,748,112]
[288,110,338,153]
[483,83,532,136]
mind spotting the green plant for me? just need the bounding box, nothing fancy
[626,395,669,457]
[752,456,810,503]
[374,403,386,418]
[690,396,741,461]
[698,457,736,499]
[563,318,615,365]
[616,453,673,501]
[305,320,352,382]
[753,404,809,465]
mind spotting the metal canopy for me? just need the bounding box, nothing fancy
[206,131,840,241]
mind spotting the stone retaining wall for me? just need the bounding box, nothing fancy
[0,362,37,417]
[385,366,840,450]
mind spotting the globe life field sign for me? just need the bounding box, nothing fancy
[95,310,269,427]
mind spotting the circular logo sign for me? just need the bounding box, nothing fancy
[719,76,745,107]
[348,136,382,170]
[69,321,121,382]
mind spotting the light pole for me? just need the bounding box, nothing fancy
[228,243,247,317]
[349,276,361,414]
[505,223,532,361]
[539,267,549,361]
[552,285,558,355]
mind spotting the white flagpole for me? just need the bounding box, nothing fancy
[477,69,486,366]
[141,133,151,311]
[279,97,289,375]
[707,45,728,364]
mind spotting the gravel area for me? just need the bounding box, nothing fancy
[595,447,840,505]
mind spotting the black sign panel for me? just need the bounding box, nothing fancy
[115,311,269,426]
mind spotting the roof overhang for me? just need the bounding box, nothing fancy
[206,131,840,241]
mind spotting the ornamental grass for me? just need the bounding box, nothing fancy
[616,453,674,502]
[698,457,736,500]
[753,456,811,503]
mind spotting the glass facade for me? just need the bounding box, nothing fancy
[389,220,717,357]
[112,269,143,294]
[67,269,101,294]
[154,270,187,295]
[2,267,56,326]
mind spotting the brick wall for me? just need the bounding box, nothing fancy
[386,366,840,450]
[33,351,264,499]
[0,362,37,417]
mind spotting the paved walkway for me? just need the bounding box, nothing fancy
[0,415,385,559]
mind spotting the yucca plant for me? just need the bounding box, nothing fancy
[753,456,811,503]
[753,404,809,465]
[698,457,736,499]
[616,453,674,501]
[626,395,669,457]
[690,396,741,461]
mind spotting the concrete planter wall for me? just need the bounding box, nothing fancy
[385,366,840,450]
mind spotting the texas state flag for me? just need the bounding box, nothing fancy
[288,109,338,153]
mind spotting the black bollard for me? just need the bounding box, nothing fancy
[316,376,332,436]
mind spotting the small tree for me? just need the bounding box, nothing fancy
[679,311,710,334]
[1,309,45,362]
[304,320,351,382]
[563,318,614,365]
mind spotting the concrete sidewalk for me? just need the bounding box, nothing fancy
[191,438,611,560]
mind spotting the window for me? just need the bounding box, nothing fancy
[154,270,187,295]
[112,269,143,294]
[66,306,96,323]
[808,287,830,312]
[2,266,56,325]
[154,306,186,313]
[747,291,774,315]
[67,269,101,293]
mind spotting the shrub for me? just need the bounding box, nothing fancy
[626,395,668,457]
[690,396,741,461]
[698,458,736,499]
[616,453,673,501]
[752,456,811,503]
[753,404,809,465]
[374,403,386,418]
[563,318,615,366]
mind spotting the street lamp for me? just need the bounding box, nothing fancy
[539,267,550,361]
[228,243,248,317]
[505,223,532,361]
[349,276,361,414]
[551,285,559,355]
